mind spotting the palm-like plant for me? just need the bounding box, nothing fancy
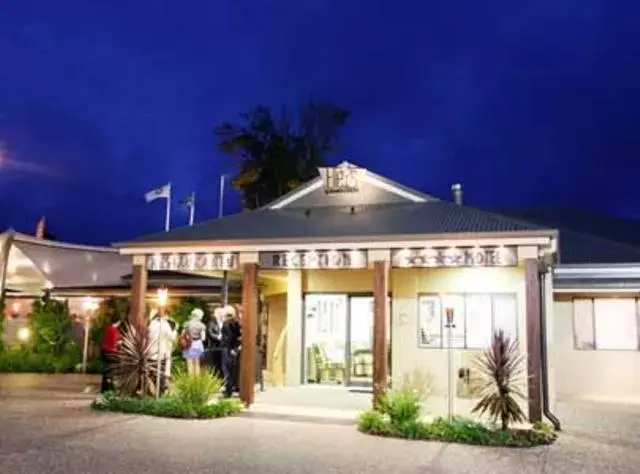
[113,324,157,397]
[472,330,526,431]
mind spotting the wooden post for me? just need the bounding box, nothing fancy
[372,260,390,409]
[525,258,542,423]
[129,256,148,329]
[239,263,258,407]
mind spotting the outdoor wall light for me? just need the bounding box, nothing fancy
[156,288,169,308]
[16,326,30,343]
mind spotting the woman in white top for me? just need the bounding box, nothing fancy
[182,308,207,376]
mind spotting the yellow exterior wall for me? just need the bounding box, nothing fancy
[304,269,374,293]
[391,266,528,417]
[265,293,287,385]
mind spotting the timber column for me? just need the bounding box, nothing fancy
[372,258,390,409]
[129,255,148,328]
[524,256,542,423]
[239,261,258,406]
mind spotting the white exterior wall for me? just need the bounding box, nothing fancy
[554,299,640,403]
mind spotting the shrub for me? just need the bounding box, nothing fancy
[358,413,557,447]
[472,330,526,431]
[29,299,74,356]
[91,392,243,419]
[378,385,423,428]
[170,369,223,406]
[357,410,389,435]
[113,324,157,396]
[0,344,81,373]
[399,369,434,401]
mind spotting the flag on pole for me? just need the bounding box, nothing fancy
[144,183,171,203]
[181,192,196,226]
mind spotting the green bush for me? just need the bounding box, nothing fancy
[29,299,74,356]
[91,392,243,419]
[170,369,223,406]
[0,344,82,373]
[378,386,423,428]
[357,412,557,447]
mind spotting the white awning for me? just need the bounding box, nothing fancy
[3,231,131,292]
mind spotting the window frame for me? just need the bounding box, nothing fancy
[417,292,519,349]
[571,297,640,352]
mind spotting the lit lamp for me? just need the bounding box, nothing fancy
[81,297,99,374]
[156,288,168,310]
[154,288,169,399]
[11,302,20,319]
[16,326,30,343]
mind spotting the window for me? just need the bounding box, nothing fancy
[574,298,640,351]
[418,293,518,349]
[417,295,442,348]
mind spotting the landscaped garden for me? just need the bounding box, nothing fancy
[357,330,558,448]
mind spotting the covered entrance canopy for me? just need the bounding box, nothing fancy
[0,230,132,295]
[115,161,558,420]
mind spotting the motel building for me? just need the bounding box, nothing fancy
[4,161,640,422]
[115,161,559,422]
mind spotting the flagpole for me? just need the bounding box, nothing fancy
[164,183,171,232]
[219,175,229,306]
[189,192,195,226]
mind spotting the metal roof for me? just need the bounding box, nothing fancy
[116,201,555,247]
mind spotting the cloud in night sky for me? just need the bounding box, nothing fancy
[0,0,639,244]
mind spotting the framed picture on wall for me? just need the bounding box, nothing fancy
[417,295,442,348]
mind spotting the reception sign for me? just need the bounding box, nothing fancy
[259,249,368,269]
[147,252,239,272]
[391,246,517,268]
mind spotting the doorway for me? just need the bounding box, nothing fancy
[302,293,390,388]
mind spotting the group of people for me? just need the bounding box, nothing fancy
[99,304,243,398]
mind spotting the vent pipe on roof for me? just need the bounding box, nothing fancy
[35,216,46,239]
[451,183,463,205]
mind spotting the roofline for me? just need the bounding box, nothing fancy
[115,229,557,255]
[5,230,119,254]
[266,161,433,210]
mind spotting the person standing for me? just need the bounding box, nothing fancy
[99,314,121,393]
[148,309,177,394]
[182,308,207,376]
[206,308,223,376]
[221,306,242,397]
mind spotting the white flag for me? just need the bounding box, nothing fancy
[145,183,171,203]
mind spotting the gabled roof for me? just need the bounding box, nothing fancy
[116,200,555,247]
[266,161,438,210]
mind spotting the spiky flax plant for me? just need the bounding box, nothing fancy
[472,330,526,430]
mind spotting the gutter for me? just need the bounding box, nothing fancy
[538,264,562,431]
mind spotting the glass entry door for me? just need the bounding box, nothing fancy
[347,297,375,386]
[303,293,391,387]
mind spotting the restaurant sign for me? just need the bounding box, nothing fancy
[391,246,518,268]
[147,252,239,272]
[259,249,368,269]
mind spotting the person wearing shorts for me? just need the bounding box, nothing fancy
[182,308,206,376]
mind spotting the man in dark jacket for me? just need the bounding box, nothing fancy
[206,310,222,376]
[220,307,242,397]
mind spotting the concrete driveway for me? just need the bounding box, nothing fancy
[0,375,639,473]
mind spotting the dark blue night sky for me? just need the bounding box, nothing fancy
[0,1,638,245]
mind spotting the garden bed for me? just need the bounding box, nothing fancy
[357,411,557,447]
[92,393,244,420]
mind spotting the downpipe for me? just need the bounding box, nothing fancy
[538,265,562,431]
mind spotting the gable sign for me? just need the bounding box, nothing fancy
[320,164,361,194]
[391,246,518,268]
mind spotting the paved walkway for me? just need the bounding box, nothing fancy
[1,374,639,473]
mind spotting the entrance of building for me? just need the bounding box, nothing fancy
[302,293,390,387]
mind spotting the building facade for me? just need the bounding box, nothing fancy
[116,161,558,421]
